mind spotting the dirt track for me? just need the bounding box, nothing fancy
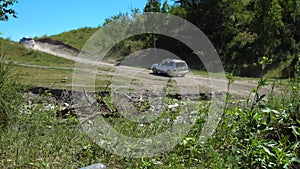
[34,41,273,99]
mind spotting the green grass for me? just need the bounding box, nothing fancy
[0,38,114,89]
[1,38,74,88]
[0,103,92,168]
[10,65,73,88]
[0,38,75,67]
[1,76,299,168]
[9,65,113,89]
[43,27,99,50]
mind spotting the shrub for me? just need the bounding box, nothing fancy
[0,50,22,128]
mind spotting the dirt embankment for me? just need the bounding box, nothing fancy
[37,38,82,54]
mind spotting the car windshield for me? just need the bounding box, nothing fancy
[22,37,33,41]
[175,62,187,67]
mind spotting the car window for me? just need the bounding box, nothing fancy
[167,62,174,66]
[161,60,169,66]
[175,62,187,67]
[22,37,33,41]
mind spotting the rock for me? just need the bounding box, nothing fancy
[168,103,179,109]
[80,163,107,169]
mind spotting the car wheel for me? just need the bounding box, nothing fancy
[167,70,172,77]
[152,68,158,74]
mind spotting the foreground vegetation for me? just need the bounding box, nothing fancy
[1,54,299,168]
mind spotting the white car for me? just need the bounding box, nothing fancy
[19,37,35,47]
[151,58,189,77]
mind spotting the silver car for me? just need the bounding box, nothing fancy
[19,37,35,47]
[151,58,189,77]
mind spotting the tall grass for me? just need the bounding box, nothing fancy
[0,50,22,128]
[0,57,299,168]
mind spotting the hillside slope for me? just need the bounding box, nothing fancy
[43,27,99,50]
[0,38,76,87]
[0,38,74,67]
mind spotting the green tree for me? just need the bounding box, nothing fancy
[144,0,162,12]
[219,0,257,75]
[167,0,299,77]
[278,0,300,77]
[171,0,202,23]
[0,0,17,21]
[252,0,283,57]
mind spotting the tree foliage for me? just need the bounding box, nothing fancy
[171,0,298,76]
[139,0,299,77]
[93,0,300,77]
[0,0,17,21]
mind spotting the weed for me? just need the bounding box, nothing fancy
[0,50,22,128]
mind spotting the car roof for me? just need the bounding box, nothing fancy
[164,58,186,63]
[21,37,34,40]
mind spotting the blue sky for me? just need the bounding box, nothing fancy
[0,0,148,41]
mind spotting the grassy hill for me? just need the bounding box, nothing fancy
[1,37,112,89]
[0,38,75,87]
[1,38,75,67]
[43,27,99,50]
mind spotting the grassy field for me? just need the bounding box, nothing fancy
[10,65,73,87]
[10,65,113,89]
[1,38,73,88]
[1,72,299,168]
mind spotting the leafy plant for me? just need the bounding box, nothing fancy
[0,50,22,128]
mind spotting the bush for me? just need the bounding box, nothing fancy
[208,60,300,168]
[0,51,22,128]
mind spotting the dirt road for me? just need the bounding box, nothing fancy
[34,41,273,99]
